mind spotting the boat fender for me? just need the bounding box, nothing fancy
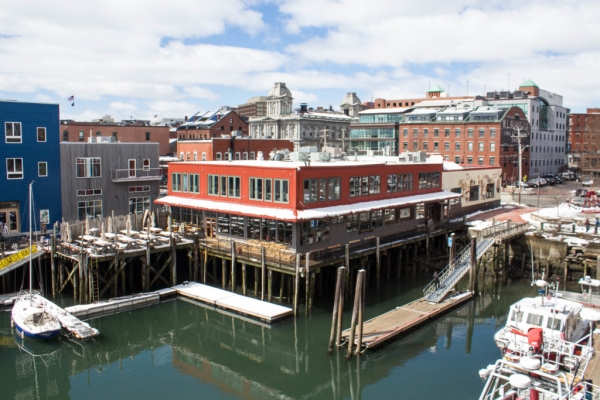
[478,368,491,380]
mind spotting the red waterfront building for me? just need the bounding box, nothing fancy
[177,138,294,161]
[155,153,460,253]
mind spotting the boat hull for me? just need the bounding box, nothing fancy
[13,320,60,339]
[11,295,62,340]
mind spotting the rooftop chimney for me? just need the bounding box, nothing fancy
[300,103,308,113]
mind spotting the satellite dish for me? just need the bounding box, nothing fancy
[535,280,548,287]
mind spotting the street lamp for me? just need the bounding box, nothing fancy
[512,126,529,205]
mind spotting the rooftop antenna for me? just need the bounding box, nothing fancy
[319,127,331,150]
[508,73,510,91]
[467,81,469,96]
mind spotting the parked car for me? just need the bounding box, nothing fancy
[581,179,594,187]
[528,178,545,187]
[576,188,589,197]
[544,176,557,185]
[514,181,529,188]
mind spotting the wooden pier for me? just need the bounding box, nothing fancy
[341,292,473,350]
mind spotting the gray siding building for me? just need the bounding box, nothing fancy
[60,141,161,221]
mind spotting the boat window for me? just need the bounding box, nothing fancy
[526,313,544,326]
[546,317,562,330]
[509,310,523,323]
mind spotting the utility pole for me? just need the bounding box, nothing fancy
[512,126,529,205]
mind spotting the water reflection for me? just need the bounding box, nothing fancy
[0,278,542,400]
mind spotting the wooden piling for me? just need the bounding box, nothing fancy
[346,269,365,360]
[254,267,259,298]
[145,242,151,291]
[268,270,273,302]
[261,247,266,301]
[193,235,199,282]
[294,254,301,316]
[327,266,346,349]
[242,263,247,296]
[222,258,226,290]
[305,252,310,316]
[356,269,365,355]
[170,235,177,286]
[376,237,381,290]
[231,242,236,293]
[141,256,147,293]
[50,233,57,298]
[469,236,477,292]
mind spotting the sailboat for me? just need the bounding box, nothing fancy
[11,182,61,339]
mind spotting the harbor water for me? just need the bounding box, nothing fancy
[0,275,563,399]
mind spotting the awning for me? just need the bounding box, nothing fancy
[156,190,461,222]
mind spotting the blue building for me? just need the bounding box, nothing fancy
[0,100,61,234]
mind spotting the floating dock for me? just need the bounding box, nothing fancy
[342,292,473,350]
[61,282,293,324]
[174,282,293,323]
[66,292,163,318]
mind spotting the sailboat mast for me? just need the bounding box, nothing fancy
[29,182,32,296]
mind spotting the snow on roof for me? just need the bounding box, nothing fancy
[443,161,464,171]
[156,191,460,222]
[359,107,411,115]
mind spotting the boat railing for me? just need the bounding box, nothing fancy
[479,356,598,400]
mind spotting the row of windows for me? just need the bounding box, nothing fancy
[349,175,380,197]
[302,178,341,203]
[446,156,496,166]
[6,158,48,179]
[418,172,441,189]
[5,123,47,143]
[172,173,291,203]
[180,152,259,161]
[77,197,151,220]
[402,141,497,152]
[402,128,497,138]
[62,130,149,142]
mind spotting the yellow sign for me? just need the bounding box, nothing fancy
[523,175,527,182]
[0,245,38,270]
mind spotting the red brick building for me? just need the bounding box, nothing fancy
[177,138,294,161]
[176,110,249,140]
[568,108,600,176]
[60,121,173,155]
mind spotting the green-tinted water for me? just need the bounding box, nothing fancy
[0,276,555,399]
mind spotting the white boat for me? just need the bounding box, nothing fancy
[493,280,591,357]
[557,276,600,309]
[11,182,61,340]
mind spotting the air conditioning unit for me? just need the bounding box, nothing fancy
[486,92,498,100]
[499,91,509,99]
[512,90,524,99]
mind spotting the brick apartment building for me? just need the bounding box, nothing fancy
[60,121,173,156]
[350,106,530,183]
[177,138,294,161]
[568,108,600,177]
[175,108,249,140]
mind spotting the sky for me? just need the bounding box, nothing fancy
[1,0,599,122]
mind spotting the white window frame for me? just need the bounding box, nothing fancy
[216,152,222,161]
[37,127,47,142]
[274,179,289,203]
[128,159,136,178]
[193,152,198,161]
[5,122,22,143]
[38,161,48,177]
[179,152,184,160]
[76,157,101,178]
[202,152,206,161]
[143,158,150,171]
[7,158,23,179]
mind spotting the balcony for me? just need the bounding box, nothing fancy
[111,167,162,182]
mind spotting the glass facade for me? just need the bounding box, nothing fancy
[359,114,403,123]
[350,128,395,139]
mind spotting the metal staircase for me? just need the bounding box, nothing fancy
[423,222,530,303]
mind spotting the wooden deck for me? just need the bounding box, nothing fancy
[341,292,473,350]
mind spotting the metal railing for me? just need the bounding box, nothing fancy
[111,168,162,181]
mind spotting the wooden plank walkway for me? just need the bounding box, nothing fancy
[174,282,293,323]
[341,292,473,350]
